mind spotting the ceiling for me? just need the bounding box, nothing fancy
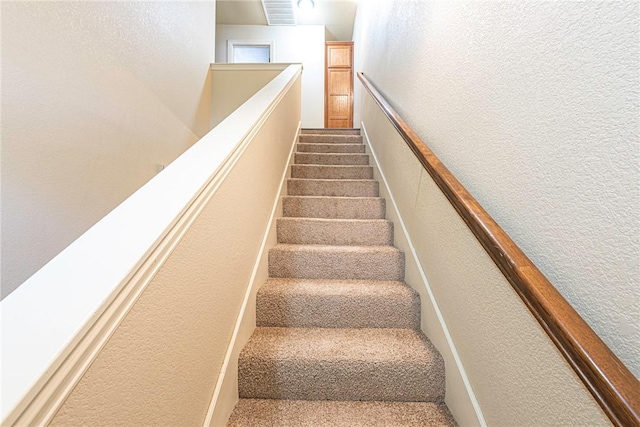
[216,0,359,41]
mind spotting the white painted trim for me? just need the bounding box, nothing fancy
[1,65,302,427]
[227,39,275,63]
[202,122,301,427]
[210,63,294,72]
[361,122,487,427]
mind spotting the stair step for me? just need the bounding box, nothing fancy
[299,134,362,143]
[301,128,361,135]
[283,196,385,219]
[277,218,392,245]
[297,143,364,153]
[229,124,456,424]
[291,165,373,180]
[238,327,445,401]
[295,152,369,166]
[228,399,456,427]
[287,179,378,197]
[269,244,404,281]
[257,278,419,328]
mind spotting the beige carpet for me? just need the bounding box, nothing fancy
[228,400,456,427]
[228,129,457,426]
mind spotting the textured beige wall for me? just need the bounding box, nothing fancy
[206,137,297,427]
[211,66,287,128]
[48,77,301,426]
[1,1,216,298]
[215,25,325,127]
[352,1,639,379]
[362,95,610,426]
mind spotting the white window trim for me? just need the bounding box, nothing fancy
[227,39,276,63]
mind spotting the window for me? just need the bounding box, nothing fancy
[227,40,275,63]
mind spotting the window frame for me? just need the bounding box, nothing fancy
[227,39,276,63]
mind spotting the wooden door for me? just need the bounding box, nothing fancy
[325,42,354,128]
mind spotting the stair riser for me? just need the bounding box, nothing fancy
[295,153,369,166]
[283,197,385,219]
[256,292,419,328]
[297,143,364,153]
[277,219,392,245]
[301,129,360,135]
[269,248,404,281]
[299,135,362,143]
[290,165,373,180]
[238,359,444,401]
[228,399,456,427]
[287,180,379,197]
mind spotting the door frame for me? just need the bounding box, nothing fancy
[324,41,354,128]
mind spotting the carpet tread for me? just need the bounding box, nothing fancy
[228,399,457,427]
[228,129,454,424]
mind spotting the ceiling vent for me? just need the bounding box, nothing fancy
[261,0,296,25]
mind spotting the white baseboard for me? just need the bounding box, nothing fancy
[202,123,301,427]
[361,122,486,427]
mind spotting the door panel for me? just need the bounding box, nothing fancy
[328,119,350,128]
[328,47,352,68]
[328,70,351,95]
[329,95,350,118]
[325,42,353,128]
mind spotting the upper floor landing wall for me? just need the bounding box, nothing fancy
[215,24,325,128]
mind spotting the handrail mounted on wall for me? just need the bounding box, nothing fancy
[357,72,639,427]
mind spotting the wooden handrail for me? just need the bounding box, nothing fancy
[357,72,640,427]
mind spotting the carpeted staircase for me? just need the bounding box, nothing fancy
[227,129,456,426]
